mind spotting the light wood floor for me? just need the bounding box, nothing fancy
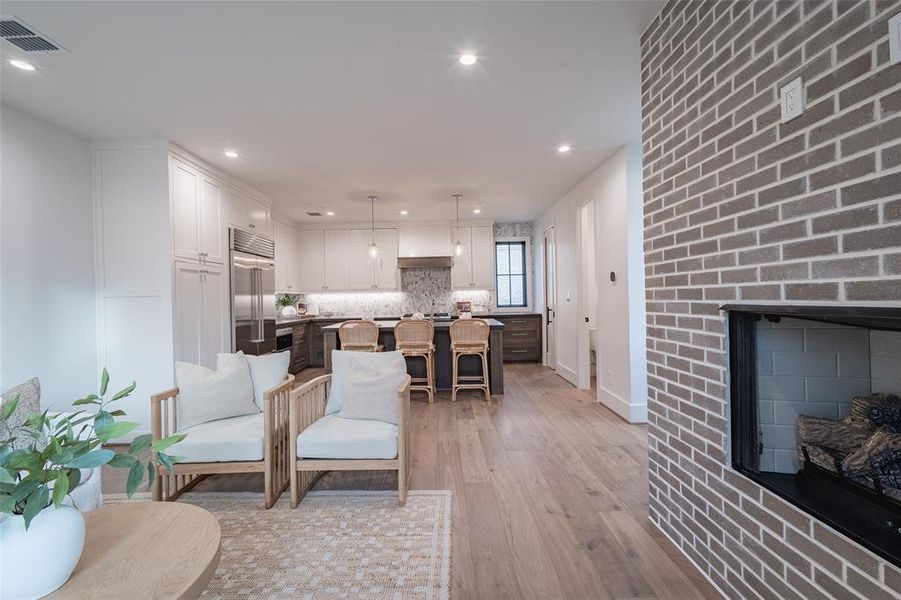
[104,363,718,600]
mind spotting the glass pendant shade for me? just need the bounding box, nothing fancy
[452,194,464,257]
[367,195,380,262]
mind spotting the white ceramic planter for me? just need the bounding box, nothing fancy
[280,305,298,318]
[0,505,85,599]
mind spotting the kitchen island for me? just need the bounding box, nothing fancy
[321,319,506,395]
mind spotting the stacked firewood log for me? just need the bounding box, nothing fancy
[796,393,901,500]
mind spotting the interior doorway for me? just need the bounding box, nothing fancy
[577,199,597,390]
[543,226,556,368]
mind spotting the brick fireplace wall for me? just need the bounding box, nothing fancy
[641,1,901,598]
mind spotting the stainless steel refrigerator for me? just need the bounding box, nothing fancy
[230,228,276,356]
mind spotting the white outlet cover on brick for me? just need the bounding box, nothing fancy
[890,12,901,65]
[780,76,804,123]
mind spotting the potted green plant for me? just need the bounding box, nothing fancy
[0,369,185,599]
[277,293,299,318]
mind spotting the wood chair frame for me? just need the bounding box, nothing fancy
[288,374,412,508]
[150,374,294,509]
[450,319,491,402]
[395,320,435,403]
[338,319,383,352]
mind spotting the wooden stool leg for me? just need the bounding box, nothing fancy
[426,351,434,403]
[451,351,459,402]
[482,350,491,401]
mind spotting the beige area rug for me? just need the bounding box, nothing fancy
[104,490,452,599]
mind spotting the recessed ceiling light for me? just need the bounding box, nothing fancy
[224,149,239,158]
[557,145,571,153]
[473,208,482,214]
[326,211,335,216]
[9,59,35,71]
[400,210,408,215]
[459,54,477,66]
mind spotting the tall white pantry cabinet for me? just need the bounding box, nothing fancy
[92,141,273,434]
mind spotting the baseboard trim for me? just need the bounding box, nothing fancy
[556,363,578,385]
[597,386,647,423]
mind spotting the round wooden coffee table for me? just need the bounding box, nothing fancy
[46,502,221,600]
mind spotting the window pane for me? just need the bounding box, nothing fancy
[497,275,511,306]
[509,243,523,274]
[510,275,525,306]
[496,243,510,275]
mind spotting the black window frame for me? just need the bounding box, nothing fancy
[494,240,528,308]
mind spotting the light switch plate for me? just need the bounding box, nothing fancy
[890,12,901,65]
[780,76,804,123]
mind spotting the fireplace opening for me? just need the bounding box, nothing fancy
[724,305,901,567]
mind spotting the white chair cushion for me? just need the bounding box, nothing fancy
[327,350,405,415]
[338,353,407,425]
[297,414,398,460]
[171,413,264,463]
[241,350,291,411]
[175,353,258,430]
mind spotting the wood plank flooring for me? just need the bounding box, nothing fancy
[103,363,718,599]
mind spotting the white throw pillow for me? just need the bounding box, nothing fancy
[242,351,291,410]
[327,350,407,414]
[337,352,408,424]
[175,353,258,430]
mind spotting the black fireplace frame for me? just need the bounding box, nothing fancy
[722,304,901,567]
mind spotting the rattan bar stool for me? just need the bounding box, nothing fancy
[394,320,435,403]
[449,318,490,402]
[338,320,383,352]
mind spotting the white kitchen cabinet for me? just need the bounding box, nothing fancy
[274,220,301,293]
[324,229,351,291]
[298,229,325,292]
[171,158,225,265]
[173,261,229,369]
[227,186,271,238]
[349,228,398,290]
[452,225,494,290]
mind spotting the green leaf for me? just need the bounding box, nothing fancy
[66,449,115,469]
[93,411,113,432]
[51,470,69,508]
[108,453,137,468]
[95,421,138,442]
[99,368,110,397]
[108,410,127,417]
[146,462,156,491]
[150,433,187,453]
[111,381,136,401]
[72,397,100,406]
[0,494,15,513]
[129,433,153,454]
[157,452,174,474]
[66,468,82,491]
[0,395,19,421]
[126,461,143,497]
[11,479,38,503]
[0,467,14,484]
[22,485,49,529]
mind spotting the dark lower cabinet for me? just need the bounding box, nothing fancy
[308,318,345,367]
[290,323,309,373]
[494,314,542,362]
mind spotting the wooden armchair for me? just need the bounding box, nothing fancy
[150,374,294,508]
[288,374,412,507]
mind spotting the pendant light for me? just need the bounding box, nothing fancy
[453,194,464,257]
[367,195,381,260]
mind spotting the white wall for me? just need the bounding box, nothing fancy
[0,104,98,409]
[535,145,648,422]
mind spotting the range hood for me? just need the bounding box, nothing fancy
[397,256,453,269]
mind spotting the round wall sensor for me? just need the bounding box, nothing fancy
[609,271,616,282]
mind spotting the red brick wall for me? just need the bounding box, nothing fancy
[641,1,901,597]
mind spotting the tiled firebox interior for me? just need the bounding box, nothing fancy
[757,317,901,473]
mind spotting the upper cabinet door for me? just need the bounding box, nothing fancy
[451,226,473,289]
[247,198,271,237]
[470,226,494,289]
[172,160,200,261]
[324,229,351,291]
[298,229,325,292]
[348,229,375,290]
[273,221,290,292]
[374,228,399,290]
[287,228,302,291]
[173,260,204,365]
[198,175,225,264]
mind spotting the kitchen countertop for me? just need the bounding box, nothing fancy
[321,318,505,330]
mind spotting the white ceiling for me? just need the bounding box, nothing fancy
[1,1,662,223]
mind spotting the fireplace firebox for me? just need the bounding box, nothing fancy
[724,304,901,567]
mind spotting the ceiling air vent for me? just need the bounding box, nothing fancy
[0,16,66,53]
[306,212,323,217]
